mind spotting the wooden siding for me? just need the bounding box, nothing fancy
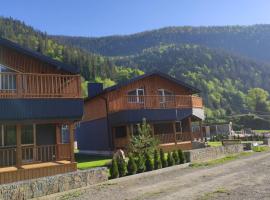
[0,46,69,74]
[83,97,107,121]
[0,161,76,184]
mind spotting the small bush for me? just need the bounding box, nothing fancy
[110,158,119,179]
[154,149,162,170]
[167,152,175,166]
[178,149,185,164]
[145,153,154,171]
[160,148,167,168]
[136,155,146,173]
[117,157,127,177]
[127,155,137,175]
[173,150,179,164]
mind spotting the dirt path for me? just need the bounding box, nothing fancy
[52,151,270,200]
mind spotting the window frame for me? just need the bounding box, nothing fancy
[158,89,174,103]
[127,88,145,104]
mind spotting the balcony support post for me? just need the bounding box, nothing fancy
[199,120,203,141]
[188,117,193,141]
[16,124,22,168]
[173,122,177,145]
[69,123,75,163]
[56,124,61,161]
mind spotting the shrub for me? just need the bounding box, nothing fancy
[167,152,175,166]
[160,148,167,168]
[154,149,162,170]
[145,153,154,171]
[127,155,137,175]
[136,155,145,173]
[110,158,119,179]
[178,149,185,164]
[117,157,127,177]
[173,150,179,164]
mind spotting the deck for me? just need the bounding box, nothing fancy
[0,160,76,184]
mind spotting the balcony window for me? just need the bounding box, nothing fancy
[21,125,34,145]
[128,88,145,103]
[115,126,127,138]
[61,125,70,144]
[158,89,174,103]
[0,125,16,147]
[0,64,16,91]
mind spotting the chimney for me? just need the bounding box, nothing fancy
[87,83,103,98]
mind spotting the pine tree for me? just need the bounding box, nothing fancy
[167,152,175,166]
[173,150,179,164]
[127,155,137,175]
[145,153,154,171]
[110,158,119,179]
[178,149,185,164]
[117,157,127,177]
[154,149,162,170]
[160,148,167,168]
[136,155,145,173]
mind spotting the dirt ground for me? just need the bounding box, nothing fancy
[53,151,270,200]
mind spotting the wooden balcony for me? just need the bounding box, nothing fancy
[109,95,203,113]
[0,72,81,99]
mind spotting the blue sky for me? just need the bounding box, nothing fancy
[1,0,270,37]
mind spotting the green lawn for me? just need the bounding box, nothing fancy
[75,153,111,170]
[254,130,270,134]
[207,141,222,147]
[252,146,270,152]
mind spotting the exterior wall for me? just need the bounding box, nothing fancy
[0,167,107,199]
[0,45,68,74]
[77,118,111,151]
[36,124,56,145]
[83,97,107,122]
[0,98,83,122]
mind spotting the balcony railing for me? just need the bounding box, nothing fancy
[109,95,203,113]
[155,131,202,144]
[0,72,81,98]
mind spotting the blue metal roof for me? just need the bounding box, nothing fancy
[85,71,201,101]
[0,37,79,74]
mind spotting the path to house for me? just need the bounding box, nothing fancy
[51,151,270,200]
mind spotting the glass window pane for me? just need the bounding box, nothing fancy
[115,126,127,138]
[4,125,16,146]
[22,125,34,145]
[61,125,70,144]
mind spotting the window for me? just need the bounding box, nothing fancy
[158,89,173,103]
[115,126,127,138]
[153,123,174,135]
[61,125,70,144]
[0,64,17,91]
[128,88,145,103]
[175,121,182,133]
[132,124,139,136]
[21,125,34,145]
[3,125,16,146]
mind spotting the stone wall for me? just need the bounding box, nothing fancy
[185,144,244,162]
[0,167,108,200]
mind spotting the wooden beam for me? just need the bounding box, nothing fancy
[188,117,193,141]
[56,124,61,161]
[16,124,22,168]
[199,120,203,141]
[173,122,177,145]
[69,123,75,162]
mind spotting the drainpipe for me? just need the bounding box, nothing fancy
[100,96,113,152]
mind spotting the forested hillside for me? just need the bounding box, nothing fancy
[114,44,270,118]
[0,17,143,87]
[53,25,270,62]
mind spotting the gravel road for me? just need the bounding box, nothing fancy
[52,151,270,200]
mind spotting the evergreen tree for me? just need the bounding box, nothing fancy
[117,157,127,177]
[178,149,185,164]
[145,153,154,171]
[127,155,137,175]
[172,150,179,165]
[167,152,175,166]
[160,148,167,168]
[110,158,119,179]
[154,149,162,170]
[136,155,145,173]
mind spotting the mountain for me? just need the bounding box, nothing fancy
[53,25,270,62]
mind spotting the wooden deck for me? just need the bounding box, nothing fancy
[0,160,76,184]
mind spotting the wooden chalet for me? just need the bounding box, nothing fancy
[0,38,83,184]
[77,71,204,155]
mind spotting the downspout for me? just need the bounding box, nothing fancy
[100,96,113,152]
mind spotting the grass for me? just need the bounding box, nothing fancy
[252,146,270,152]
[207,141,222,147]
[254,130,270,133]
[189,152,253,168]
[75,153,111,170]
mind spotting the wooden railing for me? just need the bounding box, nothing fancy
[22,145,57,164]
[109,95,203,113]
[0,72,81,98]
[0,147,16,167]
[155,132,201,144]
[57,144,71,160]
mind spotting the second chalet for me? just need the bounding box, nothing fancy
[77,71,204,155]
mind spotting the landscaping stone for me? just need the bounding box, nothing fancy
[0,167,108,200]
[186,144,244,162]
